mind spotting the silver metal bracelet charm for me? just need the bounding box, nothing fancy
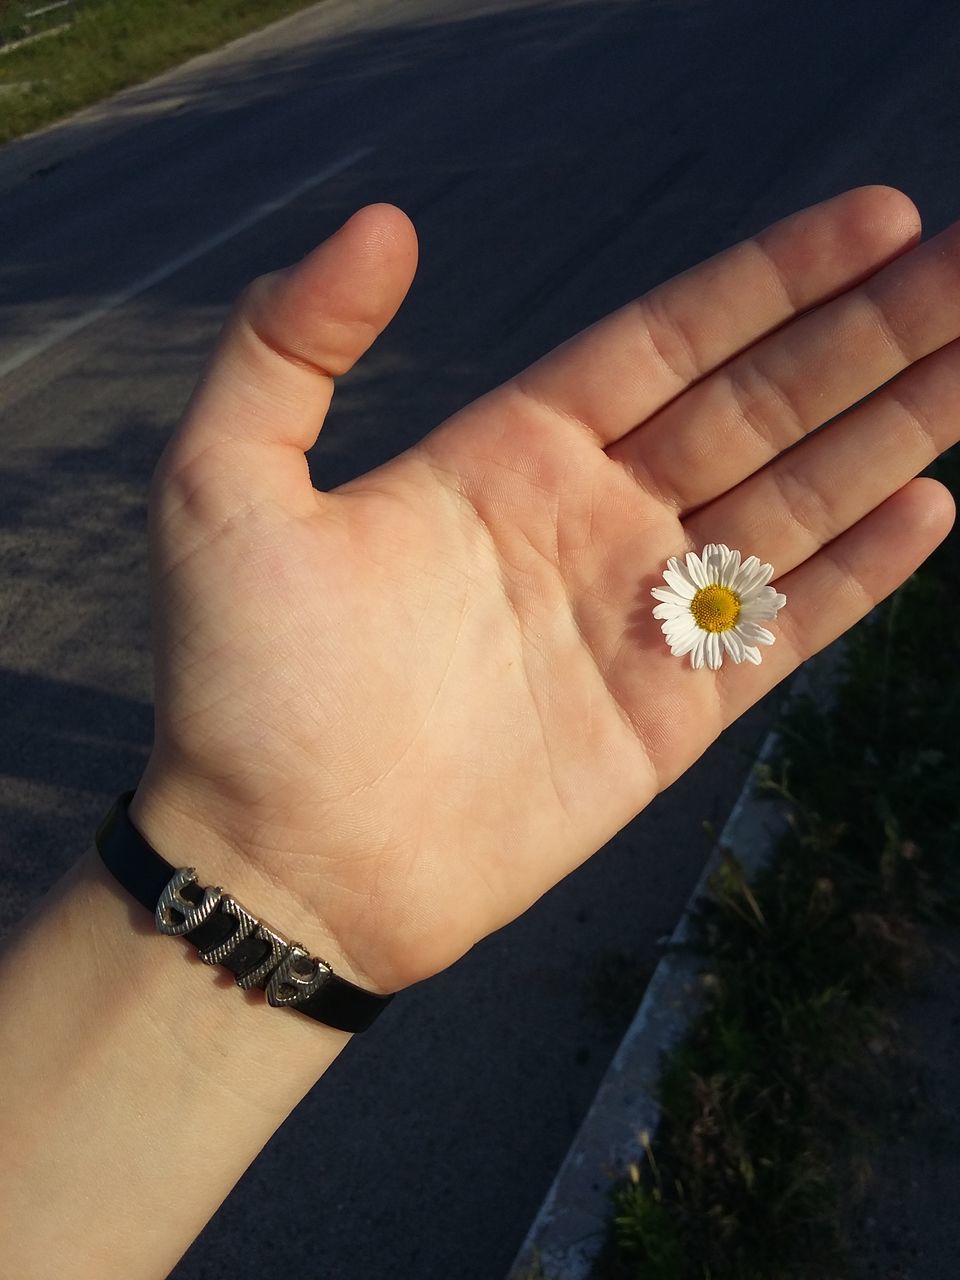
[196,894,258,967]
[236,920,290,991]
[156,867,223,935]
[266,944,332,1007]
[154,866,330,1010]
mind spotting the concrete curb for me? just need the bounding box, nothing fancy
[506,686,811,1280]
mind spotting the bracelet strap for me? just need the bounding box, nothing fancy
[95,792,394,1033]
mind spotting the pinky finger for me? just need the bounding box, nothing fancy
[718,476,955,724]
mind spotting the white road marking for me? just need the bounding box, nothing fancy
[0,144,373,382]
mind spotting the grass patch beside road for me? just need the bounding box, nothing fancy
[0,0,323,145]
[591,452,959,1279]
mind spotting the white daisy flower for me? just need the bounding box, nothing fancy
[651,543,786,670]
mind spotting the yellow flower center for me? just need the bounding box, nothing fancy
[690,584,741,633]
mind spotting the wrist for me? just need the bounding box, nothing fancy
[84,838,355,1077]
[128,759,394,996]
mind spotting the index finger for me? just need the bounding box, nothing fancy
[507,185,920,449]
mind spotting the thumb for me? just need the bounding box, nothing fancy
[162,203,418,488]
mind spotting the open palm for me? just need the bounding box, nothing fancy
[133,188,956,993]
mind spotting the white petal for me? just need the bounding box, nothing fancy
[653,605,690,622]
[663,622,697,647]
[670,628,701,657]
[662,608,693,627]
[742,644,763,665]
[721,547,741,588]
[706,631,723,670]
[732,554,759,583]
[668,619,701,652]
[690,633,707,668]
[746,562,774,593]
[663,566,697,598]
[740,583,785,614]
[734,570,763,599]
[663,614,697,636]
[651,586,688,607]
[666,557,699,591]
[702,544,726,584]
[738,622,776,645]
[721,629,745,663]
[733,556,768,596]
[739,599,779,623]
[666,637,695,657]
[684,551,709,588]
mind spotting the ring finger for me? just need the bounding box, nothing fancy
[682,334,960,580]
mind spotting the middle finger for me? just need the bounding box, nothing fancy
[607,218,960,513]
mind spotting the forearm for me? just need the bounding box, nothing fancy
[0,841,352,1280]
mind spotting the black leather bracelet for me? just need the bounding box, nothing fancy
[95,792,394,1033]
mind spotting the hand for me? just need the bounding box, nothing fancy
[131,189,956,993]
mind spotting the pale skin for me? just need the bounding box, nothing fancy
[0,185,957,1278]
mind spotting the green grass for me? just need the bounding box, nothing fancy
[592,451,959,1280]
[0,0,325,145]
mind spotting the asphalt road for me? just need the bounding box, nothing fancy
[0,1,957,1277]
